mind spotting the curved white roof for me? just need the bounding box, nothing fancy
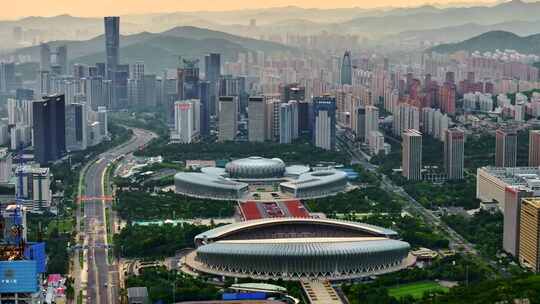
[280,170,347,189]
[174,172,247,190]
[225,156,286,178]
[195,217,398,241]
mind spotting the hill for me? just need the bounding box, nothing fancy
[429,31,540,54]
[12,26,298,74]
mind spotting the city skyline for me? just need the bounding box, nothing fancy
[4,0,502,19]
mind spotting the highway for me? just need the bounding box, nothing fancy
[81,128,157,304]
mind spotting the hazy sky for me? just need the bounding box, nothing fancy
[6,0,500,19]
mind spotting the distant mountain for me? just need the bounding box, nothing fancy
[342,0,540,35]
[11,26,299,74]
[392,19,540,44]
[429,30,540,54]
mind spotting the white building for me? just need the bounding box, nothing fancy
[15,166,52,213]
[172,100,200,143]
[218,96,238,142]
[0,148,12,183]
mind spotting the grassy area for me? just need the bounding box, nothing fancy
[388,281,449,299]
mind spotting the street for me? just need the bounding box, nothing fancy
[78,128,157,304]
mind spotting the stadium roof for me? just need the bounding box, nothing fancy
[195,217,398,241]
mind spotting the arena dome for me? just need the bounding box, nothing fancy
[225,156,286,179]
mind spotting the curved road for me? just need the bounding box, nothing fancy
[82,128,157,304]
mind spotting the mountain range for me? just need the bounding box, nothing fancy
[430,30,540,54]
[11,26,299,74]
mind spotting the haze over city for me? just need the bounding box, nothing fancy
[6,0,501,18]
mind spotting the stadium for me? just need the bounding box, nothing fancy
[184,218,414,281]
[174,156,350,200]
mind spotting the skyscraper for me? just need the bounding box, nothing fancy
[341,51,352,85]
[218,96,238,142]
[496,129,517,167]
[365,105,379,143]
[444,128,465,180]
[279,101,298,144]
[519,197,540,272]
[33,95,66,165]
[65,103,88,151]
[0,62,16,94]
[40,43,51,72]
[204,53,221,116]
[529,130,540,167]
[56,45,68,75]
[402,129,422,181]
[356,106,366,142]
[104,16,120,80]
[312,96,336,150]
[172,100,197,143]
[248,96,266,142]
[178,59,200,100]
[199,81,211,137]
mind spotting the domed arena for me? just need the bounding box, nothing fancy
[184,218,414,281]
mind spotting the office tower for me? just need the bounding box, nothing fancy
[0,62,16,93]
[248,96,266,142]
[218,96,238,142]
[95,62,106,78]
[496,129,517,167]
[39,71,51,96]
[127,78,143,108]
[298,101,311,136]
[264,95,282,141]
[365,105,379,142]
[204,53,221,116]
[32,95,66,165]
[72,64,88,79]
[102,80,113,109]
[312,96,337,150]
[104,16,120,80]
[402,129,422,181]
[281,83,306,102]
[356,106,366,141]
[341,51,352,85]
[84,77,104,110]
[143,74,157,107]
[65,103,88,151]
[97,106,108,137]
[40,43,51,71]
[113,64,129,109]
[56,45,68,75]
[199,81,211,137]
[172,100,197,143]
[279,101,298,144]
[519,198,540,272]
[504,188,532,257]
[444,128,465,180]
[15,166,52,211]
[130,61,145,80]
[177,59,200,100]
[529,130,540,167]
[0,148,12,183]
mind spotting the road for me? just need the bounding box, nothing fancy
[81,128,157,304]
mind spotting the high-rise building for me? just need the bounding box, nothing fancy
[15,166,52,212]
[312,96,336,150]
[341,51,352,85]
[402,129,422,181]
[40,43,51,71]
[204,53,221,116]
[218,96,238,142]
[496,129,517,167]
[65,103,88,151]
[143,74,157,107]
[32,95,66,165]
[356,106,366,141]
[504,188,532,257]
[130,61,145,80]
[199,81,211,137]
[84,76,104,110]
[97,106,108,138]
[104,16,120,80]
[444,128,465,180]
[281,83,306,102]
[178,59,200,100]
[248,96,266,142]
[55,45,68,75]
[0,148,12,184]
[279,101,298,144]
[0,62,16,94]
[172,100,199,143]
[519,197,540,272]
[439,82,456,115]
[365,105,379,142]
[529,130,540,167]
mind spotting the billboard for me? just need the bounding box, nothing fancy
[222,292,267,300]
[0,260,38,293]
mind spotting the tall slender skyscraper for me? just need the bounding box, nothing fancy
[248,96,266,142]
[104,17,120,80]
[402,129,422,181]
[496,129,517,167]
[341,51,352,86]
[205,53,221,116]
[218,96,238,142]
[40,43,51,72]
[33,95,66,165]
[444,128,465,180]
[529,130,540,167]
[312,96,337,150]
